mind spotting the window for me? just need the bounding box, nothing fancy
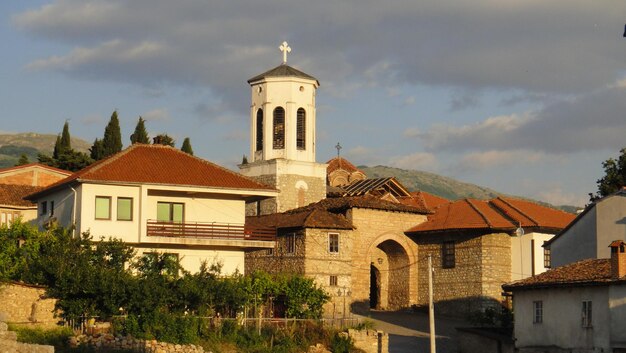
[266,247,274,256]
[157,202,184,222]
[296,108,306,150]
[40,201,47,216]
[256,108,263,151]
[95,196,111,220]
[50,201,55,216]
[543,242,551,268]
[582,300,592,327]
[117,197,133,221]
[442,241,455,268]
[330,275,338,286]
[533,301,543,324]
[329,233,339,253]
[285,233,295,254]
[273,107,285,149]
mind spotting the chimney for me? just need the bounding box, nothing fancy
[609,240,626,279]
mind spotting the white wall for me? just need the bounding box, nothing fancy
[551,208,597,268]
[514,286,610,350]
[510,232,554,280]
[136,247,245,275]
[596,195,626,259]
[33,187,76,231]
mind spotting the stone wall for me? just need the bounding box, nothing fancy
[0,322,54,353]
[0,283,57,326]
[71,333,204,353]
[245,173,326,216]
[415,232,511,317]
[245,228,306,275]
[349,209,424,312]
[347,329,388,353]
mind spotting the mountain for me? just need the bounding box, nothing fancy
[359,165,580,212]
[0,133,91,168]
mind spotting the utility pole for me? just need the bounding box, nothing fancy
[428,255,437,353]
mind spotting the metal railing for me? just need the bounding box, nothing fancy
[146,220,275,241]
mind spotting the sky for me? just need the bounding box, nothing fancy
[1,1,626,207]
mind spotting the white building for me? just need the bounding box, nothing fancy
[503,240,626,353]
[26,144,278,274]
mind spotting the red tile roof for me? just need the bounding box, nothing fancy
[408,191,449,211]
[26,144,275,199]
[0,184,42,207]
[502,258,620,290]
[248,194,427,230]
[326,157,363,175]
[0,163,72,176]
[406,196,575,235]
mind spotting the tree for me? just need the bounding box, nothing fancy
[52,135,62,159]
[59,121,72,153]
[102,110,123,158]
[16,154,29,166]
[130,117,150,144]
[181,138,193,155]
[39,122,93,172]
[90,138,105,160]
[153,134,175,147]
[594,147,626,199]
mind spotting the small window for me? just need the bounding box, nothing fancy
[273,107,285,149]
[296,108,306,150]
[543,242,551,268]
[329,233,339,253]
[50,201,55,216]
[266,246,274,256]
[533,301,543,324]
[442,241,455,268]
[285,233,295,254]
[95,196,111,220]
[40,201,47,216]
[256,108,264,151]
[117,197,133,221]
[157,202,184,222]
[330,275,338,286]
[582,300,592,327]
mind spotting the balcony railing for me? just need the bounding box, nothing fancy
[146,220,275,241]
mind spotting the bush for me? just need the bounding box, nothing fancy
[9,325,74,347]
[329,332,353,353]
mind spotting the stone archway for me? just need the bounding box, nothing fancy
[369,239,412,310]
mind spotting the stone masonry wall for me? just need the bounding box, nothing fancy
[349,209,425,312]
[0,322,54,353]
[0,283,57,326]
[347,329,388,353]
[303,228,353,319]
[245,174,326,216]
[245,229,306,275]
[415,232,511,317]
[72,333,204,353]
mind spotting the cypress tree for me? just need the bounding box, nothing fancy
[130,117,150,144]
[59,121,72,153]
[52,135,62,159]
[16,154,29,166]
[181,138,193,155]
[90,138,105,160]
[153,134,175,147]
[102,110,123,158]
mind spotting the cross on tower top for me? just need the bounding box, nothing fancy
[335,142,342,158]
[279,41,291,64]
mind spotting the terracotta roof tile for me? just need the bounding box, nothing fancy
[490,197,575,230]
[503,259,617,290]
[27,144,275,199]
[0,184,41,207]
[409,191,449,211]
[406,199,514,234]
[326,157,362,175]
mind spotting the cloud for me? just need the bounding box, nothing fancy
[142,108,170,122]
[12,0,626,115]
[449,90,480,111]
[454,150,547,173]
[402,127,421,138]
[79,113,103,125]
[389,152,438,171]
[535,185,588,208]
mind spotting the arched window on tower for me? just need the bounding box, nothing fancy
[296,108,306,150]
[273,107,285,149]
[256,108,263,151]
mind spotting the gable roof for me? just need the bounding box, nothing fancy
[247,194,428,230]
[247,64,319,85]
[544,188,626,247]
[0,163,72,176]
[26,144,276,199]
[342,177,411,198]
[409,191,449,211]
[406,196,575,235]
[0,184,42,207]
[502,258,622,291]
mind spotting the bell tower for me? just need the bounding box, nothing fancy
[239,42,327,215]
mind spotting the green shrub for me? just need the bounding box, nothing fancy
[329,332,353,353]
[9,325,73,347]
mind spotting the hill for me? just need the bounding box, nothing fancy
[0,133,91,168]
[359,165,579,213]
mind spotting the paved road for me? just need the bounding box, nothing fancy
[353,310,468,353]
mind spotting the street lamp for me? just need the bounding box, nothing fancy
[337,286,352,326]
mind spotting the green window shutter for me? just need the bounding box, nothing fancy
[157,203,170,222]
[172,203,184,223]
[95,197,111,219]
[117,198,132,221]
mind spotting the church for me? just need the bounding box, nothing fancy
[239,42,575,318]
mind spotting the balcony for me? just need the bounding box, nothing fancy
[146,220,275,242]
